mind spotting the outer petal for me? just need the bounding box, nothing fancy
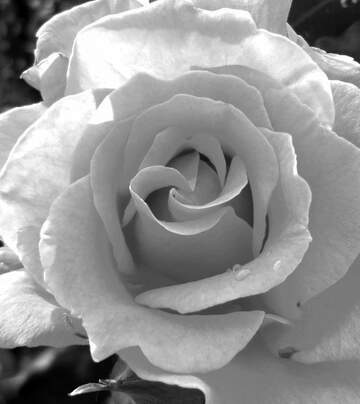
[287,25,360,88]
[120,340,360,404]
[0,270,85,348]
[264,256,360,364]
[21,53,68,105]
[212,65,360,315]
[40,176,265,371]
[67,0,333,126]
[0,90,109,285]
[0,103,46,172]
[35,0,146,61]
[331,80,360,148]
[261,85,360,315]
[193,0,292,35]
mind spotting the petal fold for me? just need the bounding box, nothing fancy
[35,0,145,61]
[0,270,85,348]
[21,53,68,104]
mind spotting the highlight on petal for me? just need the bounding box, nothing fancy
[331,80,360,148]
[264,256,360,364]
[40,176,265,372]
[0,103,46,172]
[35,0,146,61]
[120,339,360,404]
[0,89,109,285]
[0,270,85,348]
[67,0,333,126]
[21,53,68,105]
[135,125,311,314]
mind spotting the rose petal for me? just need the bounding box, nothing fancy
[0,103,46,172]
[0,270,85,348]
[135,127,311,313]
[40,176,264,371]
[264,255,360,364]
[139,130,227,187]
[126,165,253,282]
[331,80,360,148]
[193,0,292,35]
[260,84,360,315]
[169,156,248,221]
[35,0,146,61]
[0,90,109,284]
[123,94,278,255]
[82,69,271,127]
[21,53,68,104]
[120,339,360,404]
[67,0,333,126]
[212,65,360,313]
[75,69,270,183]
[287,25,360,88]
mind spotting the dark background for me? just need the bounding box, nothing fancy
[0,0,359,403]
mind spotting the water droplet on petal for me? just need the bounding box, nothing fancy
[233,266,251,281]
[273,260,281,272]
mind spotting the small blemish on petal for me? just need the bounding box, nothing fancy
[278,346,298,359]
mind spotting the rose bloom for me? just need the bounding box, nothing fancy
[1,0,360,402]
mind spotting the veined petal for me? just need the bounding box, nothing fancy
[35,0,145,61]
[120,339,360,404]
[40,176,264,372]
[0,90,109,285]
[193,0,292,35]
[0,270,85,348]
[0,103,46,172]
[331,80,360,148]
[67,0,333,126]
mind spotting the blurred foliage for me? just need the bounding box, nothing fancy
[0,0,360,403]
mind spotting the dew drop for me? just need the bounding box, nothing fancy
[273,260,281,272]
[233,266,251,281]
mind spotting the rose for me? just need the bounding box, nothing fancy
[1,1,360,403]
